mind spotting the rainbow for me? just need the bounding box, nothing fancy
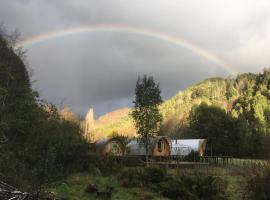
[16,25,237,74]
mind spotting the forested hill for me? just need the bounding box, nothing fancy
[88,70,270,142]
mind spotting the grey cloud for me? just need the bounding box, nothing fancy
[0,0,270,116]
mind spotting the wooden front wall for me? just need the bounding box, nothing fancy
[198,140,207,156]
[104,140,124,156]
[152,138,170,157]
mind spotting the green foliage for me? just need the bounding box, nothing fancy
[47,173,170,200]
[184,150,200,162]
[131,75,163,159]
[189,103,240,156]
[118,166,167,188]
[158,175,228,200]
[108,131,130,148]
[96,156,123,175]
[247,163,270,200]
[0,33,90,190]
[143,166,167,184]
[188,71,270,157]
[118,167,144,187]
[121,156,143,167]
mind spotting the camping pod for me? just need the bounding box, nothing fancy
[170,139,207,156]
[126,136,171,157]
[95,137,125,156]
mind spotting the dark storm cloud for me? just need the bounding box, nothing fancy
[1,0,270,116]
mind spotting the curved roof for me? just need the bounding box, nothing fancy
[170,139,206,156]
[126,136,170,155]
[95,138,110,147]
[95,137,125,155]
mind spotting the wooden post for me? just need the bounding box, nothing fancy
[176,156,179,176]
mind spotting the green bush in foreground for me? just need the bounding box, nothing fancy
[118,166,227,200]
[118,167,144,187]
[143,166,167,184]
[118,166,167,187]
[158,175,227,200]
[248,166,270,200]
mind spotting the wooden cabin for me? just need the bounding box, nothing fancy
[170,139,207,156]
[126,136,171,157]
[95,137,125,156]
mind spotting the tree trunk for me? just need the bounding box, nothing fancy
[145,138,149,167]
[146,154,149,167]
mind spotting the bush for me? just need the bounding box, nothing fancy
[122,156,142,167]
[184,150,200,162]
[159,178,188,199]
[96,156,123,175]
[118,167,144,187]
[158,175,227,200]
[248,165,270,200]
[143,166,167,184]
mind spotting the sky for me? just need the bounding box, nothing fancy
[1,0,270,117]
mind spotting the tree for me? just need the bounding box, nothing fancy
[131,75,163,165]
[0,31,90,189]
[188,102,240,156]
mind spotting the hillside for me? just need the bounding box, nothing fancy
[85,70,270,141]
[84,107,135,140]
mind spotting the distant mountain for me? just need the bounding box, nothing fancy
[84,107,135,141]
[84,70,270,141]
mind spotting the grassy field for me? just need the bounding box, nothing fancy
[46,173,169,200]
[46,169,250,200]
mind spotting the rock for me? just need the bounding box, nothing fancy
[96,186,114,199]
[85,183,98,193]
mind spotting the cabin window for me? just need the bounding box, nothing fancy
[108,141,122,155]
[158,141,163,152]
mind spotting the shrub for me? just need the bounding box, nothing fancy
[90,167,102,176]
[122,156,142,167]
[117,167,144,187]
[97,156,123,175]
[159,178,188,199]
[184,150,200,162]
[143,166,167,184]
[247,164,270,200]
[158,175,227,200]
